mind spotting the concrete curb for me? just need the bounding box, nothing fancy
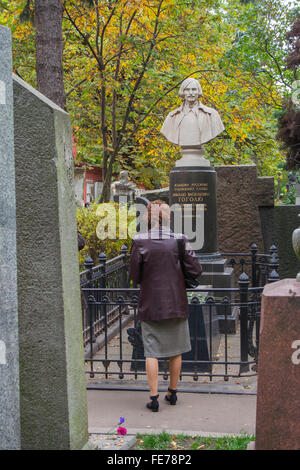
[89,428,254,439]
[87,380,257,395]
[90,433,137,450]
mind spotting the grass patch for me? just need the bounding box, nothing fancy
[136,432,254,450]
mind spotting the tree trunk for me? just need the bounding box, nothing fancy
[35,0,66,110]
[99,163,113,203]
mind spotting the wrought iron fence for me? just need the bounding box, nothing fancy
[80,243,279,384]
[80,245,129,349]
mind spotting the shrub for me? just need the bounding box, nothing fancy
[76,202,136,270]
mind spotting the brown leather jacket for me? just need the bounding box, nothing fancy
[129,227,202,322]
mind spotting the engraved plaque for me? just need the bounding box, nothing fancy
[170,167,218,255]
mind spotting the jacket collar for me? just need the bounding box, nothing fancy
[148,226,173,238]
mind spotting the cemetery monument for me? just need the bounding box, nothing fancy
[162,77,236,331]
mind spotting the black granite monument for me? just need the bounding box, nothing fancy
[169,165,237,333]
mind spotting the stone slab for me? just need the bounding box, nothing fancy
[0,26,20,450]
[199,258,228,273]
[198,266,237,333]
[216,165,273,254]
[13,74,89,449]
[255,279,300,450]
[260,205,300,279]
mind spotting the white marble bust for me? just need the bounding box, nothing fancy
[161,78,225,166]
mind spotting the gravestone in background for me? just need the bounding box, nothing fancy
[13,74,90,450]
[260,205,300,279]
[0,25,20,450]
[296,184,300,206]
[216,165,274,254]
[111,170,137,203]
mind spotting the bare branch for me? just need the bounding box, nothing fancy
[112,8,138,146]
[95,0,101,57]
[66,77,88,97]
[63,1,102,69]
[116,0,164,151]
[264,40,292,90]
[100,2,117,60]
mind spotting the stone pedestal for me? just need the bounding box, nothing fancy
[198,260,237,334]
[0,26,20,450]
[13,75,90,450]
[169,166,236,332]
[253,279,300,450]
[170,166,218,255]
[175,146,209,167]
[182,302,221,373]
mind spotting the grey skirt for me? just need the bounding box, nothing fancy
[141,318,191,358]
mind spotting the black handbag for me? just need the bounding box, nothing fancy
[176,238,200,289]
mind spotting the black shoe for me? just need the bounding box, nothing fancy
[165,388,177,405]
[146,394,159,412]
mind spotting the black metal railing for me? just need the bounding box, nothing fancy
[80,245,129,349]
[80,243,279,384]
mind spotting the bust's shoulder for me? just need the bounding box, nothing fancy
[198,103,221,117]
[168,106,183,118]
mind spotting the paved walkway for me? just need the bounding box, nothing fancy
[87,389,256,437]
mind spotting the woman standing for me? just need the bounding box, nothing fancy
[129,200,202,412]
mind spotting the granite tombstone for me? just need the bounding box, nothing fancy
[13,75,91,449]
[0,25,20,451]
[251,279,300,450]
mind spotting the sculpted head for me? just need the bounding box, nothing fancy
[178,78,203,103]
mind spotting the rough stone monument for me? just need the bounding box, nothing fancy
[0,25,20,451]
[12,73,90,449]
[249,279,300,450]
[162,77,236,331]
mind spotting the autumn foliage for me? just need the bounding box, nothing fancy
[277,15,300,169]
[1,0,299,192]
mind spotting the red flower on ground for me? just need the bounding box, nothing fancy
[117,426,127,435]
